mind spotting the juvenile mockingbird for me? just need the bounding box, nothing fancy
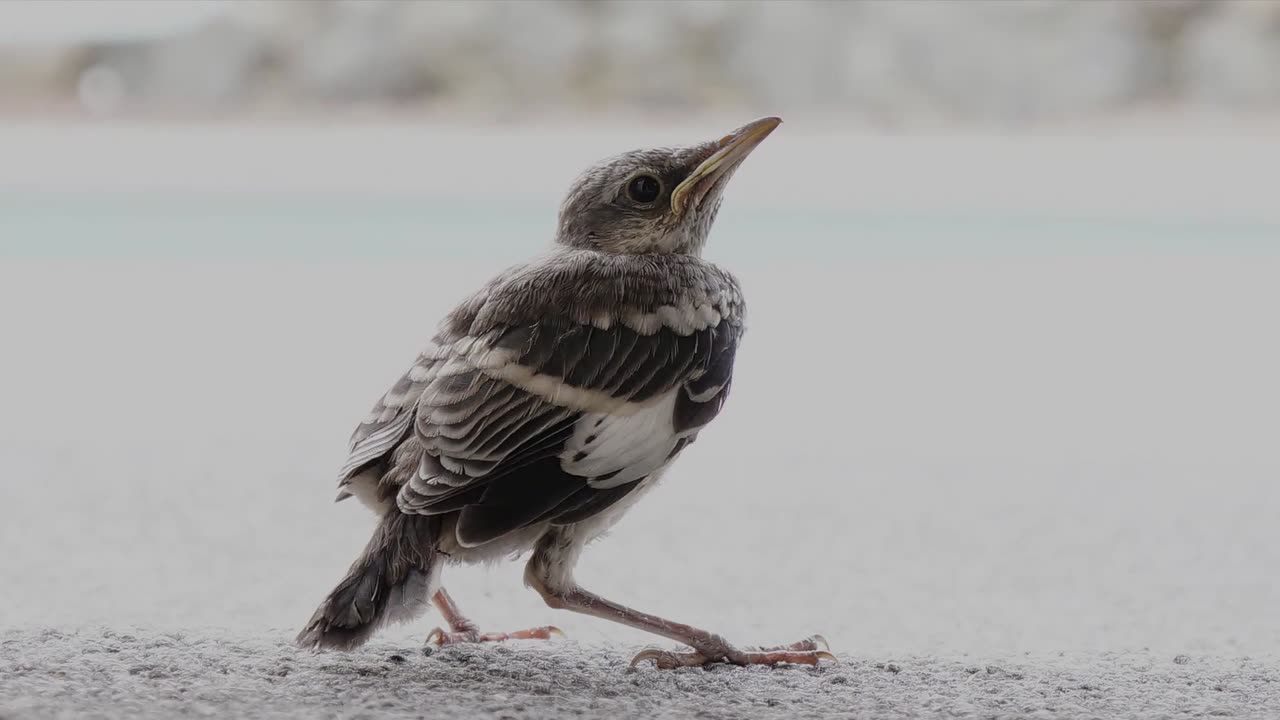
[297,117,831,668]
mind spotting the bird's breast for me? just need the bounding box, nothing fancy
[561,389,687,489]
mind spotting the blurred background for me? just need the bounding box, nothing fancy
[3,0,1280,123]
[1,0,1278,659]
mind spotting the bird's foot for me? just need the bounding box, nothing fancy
[630,634,835,669]
[425,625,565,647]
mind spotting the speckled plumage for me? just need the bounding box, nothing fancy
[297,118,824,669]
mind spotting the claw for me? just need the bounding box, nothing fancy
[424,627,446,646]
[810,634,830,652]
[629,647,669,669]
[546,626,567,639]
[815,650,838,664]
[629,647,704,669]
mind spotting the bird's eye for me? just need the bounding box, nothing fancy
[626,174,662,204]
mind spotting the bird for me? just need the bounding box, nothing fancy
[296,116,832,669]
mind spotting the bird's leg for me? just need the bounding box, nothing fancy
[424,588,564,646]
[535,584,832,669]
[525,530,832,669]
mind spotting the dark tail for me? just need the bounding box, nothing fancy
[296,511,440,651]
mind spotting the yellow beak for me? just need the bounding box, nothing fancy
[671,116,781,216]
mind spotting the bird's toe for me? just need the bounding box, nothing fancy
[426,625,565,646]
[630,635,838,669]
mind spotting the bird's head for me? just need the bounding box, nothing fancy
[554,117,781,256]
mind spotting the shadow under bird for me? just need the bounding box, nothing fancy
[297,116,831,668]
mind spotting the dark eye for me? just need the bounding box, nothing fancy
[626,174,662,204]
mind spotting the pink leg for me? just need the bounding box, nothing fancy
[525,532,833,669]
[425,588,564,646]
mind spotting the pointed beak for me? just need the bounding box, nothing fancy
[671,116,781,217]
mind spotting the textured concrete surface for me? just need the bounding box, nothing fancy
[4,629,1279,720]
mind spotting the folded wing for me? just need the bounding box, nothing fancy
[336,254,745,547]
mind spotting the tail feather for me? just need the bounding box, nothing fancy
[296,511,440,651]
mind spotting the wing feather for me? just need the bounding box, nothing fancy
[333,253,745,546]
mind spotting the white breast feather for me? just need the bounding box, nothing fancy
[562,390,682,489]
